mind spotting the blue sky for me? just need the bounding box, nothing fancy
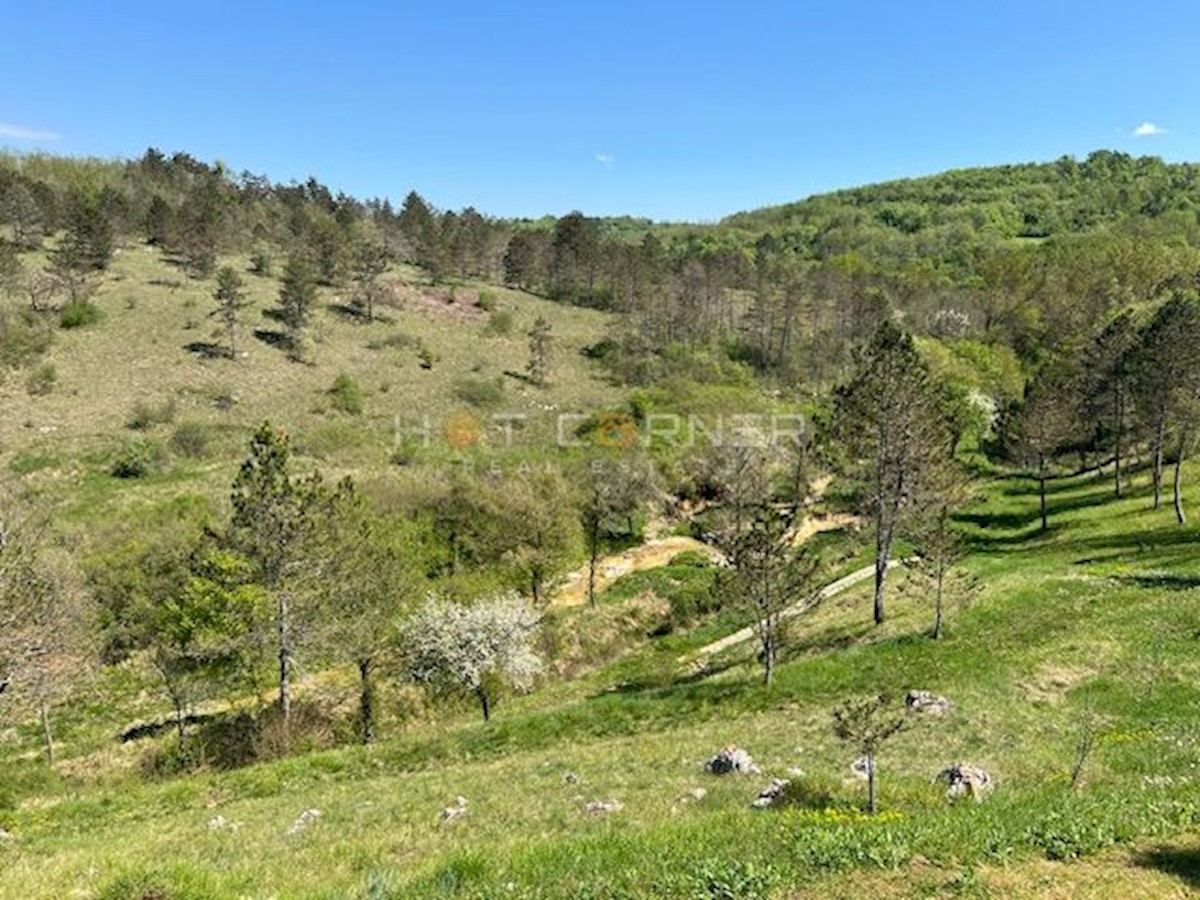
[2,1,1196,221]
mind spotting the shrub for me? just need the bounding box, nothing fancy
[96,867,223,900]
[329,373,364,415]
[453,376,505,409]
[475,291,498,312]
[418,346,438,369]
[169,422,211,458]
[0,307,53,368]
[485,309,514,336]
[59,299,102,329]
[25,361,57,395]
[249,250,273,277]
[111,439,163,479]
[127,397,178,430]
[669,550,712,568]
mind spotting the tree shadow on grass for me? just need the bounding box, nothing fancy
[327,302,396,325]
[184,340,230,360]
[253,328,290,350]
[1134,846,1200,888]
[1113,573,1200,591]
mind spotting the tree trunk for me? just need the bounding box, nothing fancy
[358,658,376,745]
[874,524,891,627]
[1038,458,1048,532]
[873,501,892,628]
[1114,391,1123,498]
[933,566,944,640]
[587,523,599,606]
[867,750,877,814]
[40,699,54,766]
[1174,447,1187,525]
[762,625,775,687]
[277,591,292,740]
[477,685,491,722]
[173,693,187,743]
[1153,418,1166,509]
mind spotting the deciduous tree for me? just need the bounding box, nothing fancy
[707,444,820,686]
[402,592,542,722]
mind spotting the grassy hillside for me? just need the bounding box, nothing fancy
[1,462,1199,898]
[1,244,623,526]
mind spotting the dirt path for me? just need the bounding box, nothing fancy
[552,510,860,609]
[553,535,718,607]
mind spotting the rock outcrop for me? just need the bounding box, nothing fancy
[705,746,762,775]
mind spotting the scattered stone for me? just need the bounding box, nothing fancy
[750,778,790,810]
[906,690,954,716]
[287,808,321,835]
[584,799,623,815]
[562,772,580,786]
[0,828,11,841]
[687,787,708,802]
[935,764,993,802]
[705,746,762,775]
[850,755,874,781]
[786,766,806,778]
[438,796,469,823]
[207,815,240,833]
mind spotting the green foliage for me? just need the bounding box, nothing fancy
[211,265,249,358]
[277,254,317,359]
[452,376,504,409]
[110,438,164,478]
[484,308,514,335]
[96,867,225,900]
[249,249,273,276]
[329,372,364,415]
[168,422,211,458]
[605,560,719,627]
[58,299,102,329]
[0,307,52,369]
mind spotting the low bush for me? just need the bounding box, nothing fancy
[329,373,364,415]
[453,376,505,409]
[485,309,514,336]
[127,397,178,430]
[110,439,164,478]
[58,299,102,329]
[169,422,211,458]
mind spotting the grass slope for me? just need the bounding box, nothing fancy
[1,462,1199,898]
[0,246,622,525]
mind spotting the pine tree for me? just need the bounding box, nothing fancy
[830,320,954,625]
[278,254,317,361]
[227,423,327,735]
[211,265,249,359]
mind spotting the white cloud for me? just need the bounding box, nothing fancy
[0,122,60,141]
[1132,122,1167,137]
[594,153,614,165]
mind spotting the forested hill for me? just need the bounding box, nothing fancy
[720,150,1200,268]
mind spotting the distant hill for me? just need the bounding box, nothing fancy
[723,150,1200,241]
